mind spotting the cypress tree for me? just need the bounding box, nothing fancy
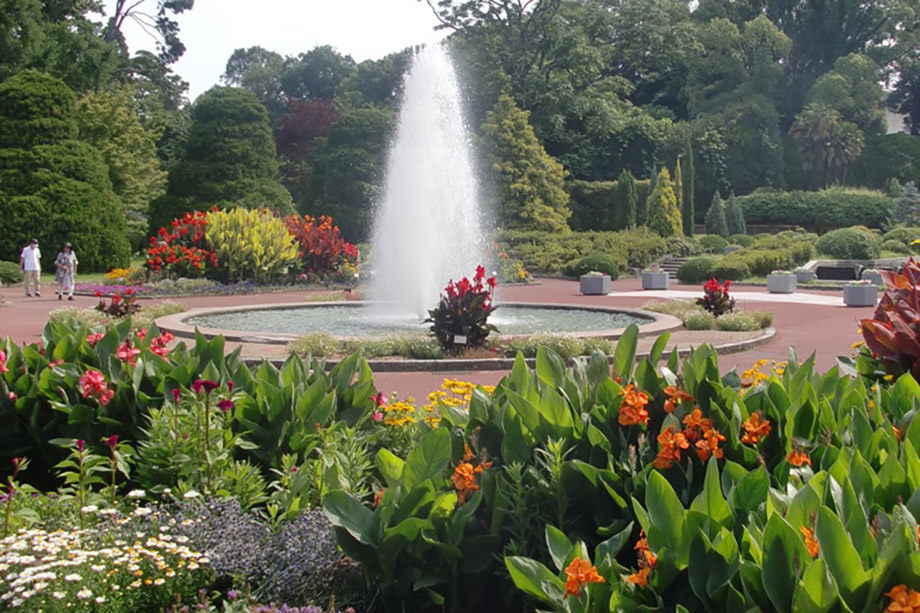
[724,192,746,235]
[646,167,683,237]
[616,168,638,229]
[674,157,683,211]
[704,192,729,237]
[682,135,695,236]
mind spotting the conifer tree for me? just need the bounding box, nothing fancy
[724,192,747,235]
[705,192,729,237]
[646,166,683,237]
[682,136,695,236]
[616,168,638,229]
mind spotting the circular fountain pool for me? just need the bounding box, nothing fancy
[159,302,680,344]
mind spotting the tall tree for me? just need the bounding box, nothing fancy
[790,104,864,189]
[724,192,746,235]
[674,156,683,210]
[616,168,638,229]
[103,0,194,65]
[148,86,293,231]
[682,135,695,235]
[646,166,683,237]
[705,192,728,237]
[221,46,286,119]
[480,93,571,232]
[276,98,339,189]
[281,45,356,101]
[809,53,885,134]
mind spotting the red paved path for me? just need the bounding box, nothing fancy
[0,278,871,399]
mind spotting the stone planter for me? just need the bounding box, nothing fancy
[641,271,669,290]
[724,246,742,255]
[843,285,878,307]
[860,270,883,285]
[580,275,610,295]
[766,274,797,294]
[795,270,816,283]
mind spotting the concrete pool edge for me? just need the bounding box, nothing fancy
[156,301,682,345]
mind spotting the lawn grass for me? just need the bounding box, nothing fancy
[76,258,145,283]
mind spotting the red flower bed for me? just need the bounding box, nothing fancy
[284,214,359,276]
[144,209,218,278]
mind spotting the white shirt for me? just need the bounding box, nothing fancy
[21,246,41,271]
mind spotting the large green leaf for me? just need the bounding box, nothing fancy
[402,428,451,490]
[323,491,376,546]
[815,506,868,611]
[545,525,574,572]
[376,448,404,488]
[613,324,639,380]
[645,470,688,566]
[762,513,810,613]
[505,556,564,605]
[536,346,566,388]
[690,458,734,529]
[791,558,838,613]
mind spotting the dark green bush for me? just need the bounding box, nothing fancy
[698,234,729,253]
[729,234,755,247]
[815,227,881,259]
[882,239,911,254]
[0,261,23,285]
[565,254,619,278]
[711,259,751,281]
[737,188,891,230]
[882,226,920,246]
[677,256,717,284]
[666,236,702,257]
[568,180,617,231]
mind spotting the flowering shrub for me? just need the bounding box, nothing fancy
[860,258,920,379]
[696,277,735,316]
[284,215,359,279]
[205,208,299,284]
[426,266,498,353]
[104,268,146,285]
[95,288,141,318]
[145,210,217,279]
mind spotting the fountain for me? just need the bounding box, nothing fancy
[369,45,485,317]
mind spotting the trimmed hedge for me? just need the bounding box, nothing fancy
[568,179,651,232]
[712,233,815,279]
[711,259,751,281]
[737,188,891,230]
[815,227,881,259]
[0,261,23,285]
[729,234,754,247]
[698,235,729,253]
[564,254,619,278]
[882,226,920,246]
[677,256,717,284]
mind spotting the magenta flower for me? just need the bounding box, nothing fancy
[192,379,218,395]
[75,439,85,453]
[372,411,384,422]
[104,435,118,450]
[217,399,234,413]
[371,392,388,407]
[0,350,8,374]
[227,381,234,394]
[171,389,181,403]
[8,392,16,402]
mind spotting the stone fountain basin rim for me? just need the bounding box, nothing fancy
[155,301,683,345]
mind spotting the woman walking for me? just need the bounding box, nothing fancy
[54,242,78,301]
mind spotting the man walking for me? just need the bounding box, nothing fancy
[20,238,41,297]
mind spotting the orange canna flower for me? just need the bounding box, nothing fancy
[663,386,695,413]
[653,426,689,469]
[741,412,772,445]
[681,408,713,442]
[564,556,605,598]
[452,462,480,504]
[627,531,656,587]
[626,566,651,586]
[885,585,920,612]
[787,449,811,467]
[894,425,903,442]
[618,385,650,426]
[695,428,726,462]
[801,526,819,558]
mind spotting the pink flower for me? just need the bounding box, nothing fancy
[372,412,384,422]
[86,333,105,347]
[104,435,118,450]
[217,399,234,413]
[0,350,8,374]
[98,389,114,406]
[48,360,64,368]
[171,389,181,403]
[135,329,147,341]
[8,392,16,402]
[75,439,85,453]
[371,392,388,407]
[116,341,140,365]
[79,370,106,398]
[192,379,218,395]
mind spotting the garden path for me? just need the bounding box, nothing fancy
[0,277,874,400]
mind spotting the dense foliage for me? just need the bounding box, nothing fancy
[815,227,882,260]
[646,167,683,238]
[738,188,891,230]
[426,266,497,353]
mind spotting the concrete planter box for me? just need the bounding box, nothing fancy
[724,246,742,255]
[843,285,878,307]
[795,270,816,283]
[861,270,883,285]
[580,275,611,295]
[766,274,797,294]
[641,272,670,290]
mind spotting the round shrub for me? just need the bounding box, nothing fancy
[882,239,911,255]
[712,259,751,281]
[815,227,881,260]
[582,338,613,355]
[678,256,717,284]
[729,234,755,247]
[699,235,729,253]
[684,311,714,330]
[289,333,339,358]
[666,236,702,257]
[882,227,920,246]
[0,261,23,285]
[508,334,584,359]
[714,312,760,332]
[565,254,619,278]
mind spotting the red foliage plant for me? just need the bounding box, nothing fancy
[697,277,735,317]
[144,209,218,278]
[861,258,920,378]
[284,214,358,276]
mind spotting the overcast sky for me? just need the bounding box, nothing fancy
[102,0,446,100]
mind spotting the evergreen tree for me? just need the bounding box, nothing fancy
[674,157,683,210]
[890,181,920,227]
[646,166,683,237]
[616,168,637,229]
[705,192,729,237]
[682,135,695,236]
[0,70,130,271]
[481,93,571,232]
[724,192,746,235]
[148,86,293,232]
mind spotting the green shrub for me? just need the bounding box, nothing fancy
[206,208,299,283]
[642,300,704,321]
[815,227,881,259]
[288,333,340,358]
[565,254,619,278]
[711,259,751,281]
[713,234,815,277]
[683,311,714,330]
[0,261,23,285]
[568,180,617,231]
[698,235,729,253]
[704,193,728,237]
[582,338,613,355]
[47,308,112,328]
[666,236,702,257]
[677,256,717,284]
[507,334,584,359]
[749,309,774,328]
[713,311,760,331]
[737,187,891,230]
[882,239,911,255]
[728,234,754,247]
[404,337,445,360]
[882,226,920,245]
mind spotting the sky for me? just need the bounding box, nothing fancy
[102,0,447,100]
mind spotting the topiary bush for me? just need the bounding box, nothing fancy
[882,226,920,246]
[815,227,881,260]
[728,234,754,247]
[564,254,619,278]
[711,259,751,281]
[698,235,729,253]
[666,236,702,257]
[882,239,911,255]
[737,187,891,230]
[0,261,23,285]
[677,256,717,284]
[714,311,760,331]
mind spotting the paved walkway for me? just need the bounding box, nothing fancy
[0,278,874,399]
